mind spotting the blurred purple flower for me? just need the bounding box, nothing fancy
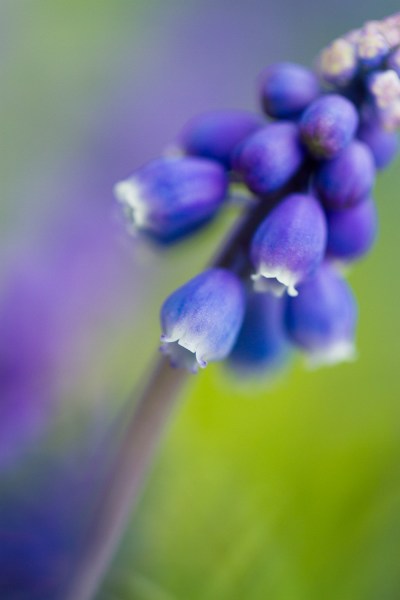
[0,426,111,600]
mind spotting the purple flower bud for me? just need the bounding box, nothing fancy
[300,94,359,159]
[251,193,327,297]
[379,99,400,132]
[228,292,289,375]
[234,123,304,196]
[160,269,245,372]
[258,62,320,119]
[179,110,262,169]
[114,157,228,242]
[326,198,378,261]
[378,14,400,48]
[313,140,375,210]
[357,115,398,169]
[285,264,358,366]
[368,70,400,110]
[356,22,389,69]
[367,70,400,133]
[318,38,358,87]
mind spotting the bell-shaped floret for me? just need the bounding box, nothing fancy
[356,21,389,69]
[326,197,378,261]
[179,110,262,169]
[318,38,358,87]
[228,291,290,375]
[160,269,245,372]
[251,193,327,297]
[300,94,358,159]
[357,115,398,169]
[234,123,305,196]
[114,157,228,242]
[258,62,320,119]
[313,140,375,210]
[285,264,358,366]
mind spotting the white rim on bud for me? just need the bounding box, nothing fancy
[113,178,149,229]
[251,266,299,297]
[160,334,208,373]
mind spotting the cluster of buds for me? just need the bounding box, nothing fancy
[319,14,400,132]
[115,14,399,375]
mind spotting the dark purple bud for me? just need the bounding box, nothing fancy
[228,292,290,375]
[179,110,262,169]
[300,94,359,159]
[326,198,378,261]
[114,157,228,242]
[313,140,375,210]
[251,193,327,296]
[160,269,245,372]
[285,263,358,366]
[258,62,320,119]
[234,122,304,196]
[357,115,398,169]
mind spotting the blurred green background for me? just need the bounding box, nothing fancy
[2,1,400,599]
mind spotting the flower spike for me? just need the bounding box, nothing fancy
[115,12,400,373]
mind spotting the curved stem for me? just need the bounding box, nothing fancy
[63,186,291,600]
[64,356,188,600]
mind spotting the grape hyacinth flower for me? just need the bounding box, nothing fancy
[114,156,228,242]
[317,15,400,133]
[251,193,327,296]
[285,264,358,366]
[357,21,389,69]
[300,94,359,159]
[357,114,398,169]
[318,38,357,87]
[326,198,378,262]
[259,62,320,119]
[368,70,400,110]
[234,122,305,195]
[73,13,400,600]
[313,140,375,210]
[160,269,245,373]
[228,292,289,376]
[179,109,262,169]
[114,12,400,376]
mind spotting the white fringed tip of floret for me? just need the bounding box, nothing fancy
[252,266,299,297]
[160,334,207,373]
[113,178,149,229]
